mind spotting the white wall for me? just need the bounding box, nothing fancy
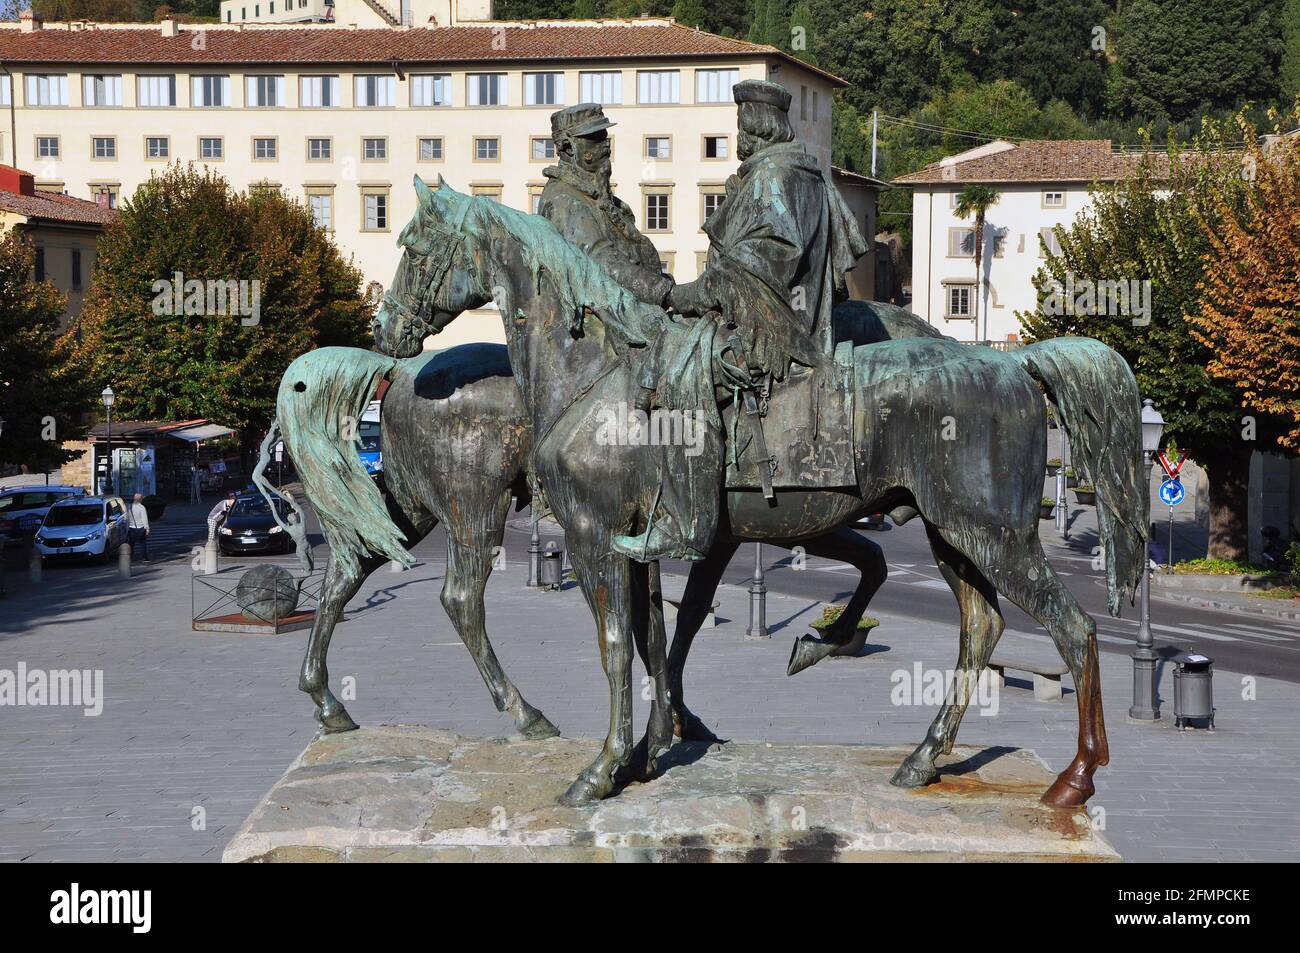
[909,183,1092,342]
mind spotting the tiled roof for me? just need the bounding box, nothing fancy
[0,189,117,226]
[893,140,1171,186]
[0,21,846,84]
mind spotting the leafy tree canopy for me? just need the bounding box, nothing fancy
[71,164,373,453]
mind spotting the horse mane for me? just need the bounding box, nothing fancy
[460,192,666,349]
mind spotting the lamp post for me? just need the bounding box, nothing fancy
[100,385,115,496]
[1131,397,1165,721]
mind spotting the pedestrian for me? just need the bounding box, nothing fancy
[1148,521,1167,570]
[208,491,237,541]
[127,492,151,562]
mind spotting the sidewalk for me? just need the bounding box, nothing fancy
[1,549,1296,862]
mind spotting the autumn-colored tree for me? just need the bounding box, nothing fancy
[1188,126,1300,450]
[1018,123,1269,560]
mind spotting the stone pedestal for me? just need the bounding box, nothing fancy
[223,726,1119,863]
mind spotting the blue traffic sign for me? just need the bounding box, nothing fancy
[1159,479,1185,507]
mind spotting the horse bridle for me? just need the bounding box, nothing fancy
[383,196,475,338]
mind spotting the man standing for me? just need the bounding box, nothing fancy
[611,79,868,562]
[127,492,150,562]
[539,103,674,309]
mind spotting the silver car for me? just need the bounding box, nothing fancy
[35,496,129,563]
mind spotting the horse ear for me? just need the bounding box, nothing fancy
[435,174,449,190]
[413,174,434,208]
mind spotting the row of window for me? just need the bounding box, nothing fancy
[35,134,732,164]
[8,68,741,109]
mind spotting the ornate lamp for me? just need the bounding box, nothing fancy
[1131,397,1165,720]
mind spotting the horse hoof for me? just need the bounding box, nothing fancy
[319,706,359,733]
[1042,773,1094,808]
[517,709,561,740]
[673,708,721,743]
[890,759,937,789]
[559,775,603,807]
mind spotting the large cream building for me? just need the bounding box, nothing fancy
[0,11,875,347]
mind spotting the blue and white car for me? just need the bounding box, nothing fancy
[358,400,382,480]
[34,496,129,563]
[0,485,86,547]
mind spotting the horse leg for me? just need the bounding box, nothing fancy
[787,527,889,675]
[666,539,738,741]
[443,527,561,739]
[559,542,638,806]
[926,525,1108,807]
[628,560,674,778]
[892,521,1005,788]
[300,550,388,732]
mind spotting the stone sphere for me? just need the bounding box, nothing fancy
[235,565,300,621]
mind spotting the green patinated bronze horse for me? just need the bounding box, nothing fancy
[369,176,1148,810]
[256,333,917,748]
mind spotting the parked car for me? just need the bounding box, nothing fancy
[34,496,129,563]
[217,493,296,556]
[0,485,87,547]
[359,400,382,482]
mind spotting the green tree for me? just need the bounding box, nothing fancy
[1117,0,1284,121]
[72,164,372,456]
[0,234,95,474]
[669,0,706,28]
[1283,0,1300,104]
[982,0,1111,118]
[1017,130,1267,559]
[953,185,1000,341]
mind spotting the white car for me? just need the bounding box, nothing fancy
[34,496,129,563]
[0,485,86,547]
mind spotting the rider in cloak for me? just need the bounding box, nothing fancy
[610,79,870,562]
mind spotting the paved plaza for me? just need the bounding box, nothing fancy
[2,508,1298,863]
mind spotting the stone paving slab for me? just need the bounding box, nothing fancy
[223,725,1118,863]
[2,549,1298,862]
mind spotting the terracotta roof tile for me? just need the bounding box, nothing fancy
[893,140,1171,186]
[0,189,117,225]
[0,21,843,84]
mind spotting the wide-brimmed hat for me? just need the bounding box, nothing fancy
[551,103,616,141]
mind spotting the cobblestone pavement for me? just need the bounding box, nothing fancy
[1,527,1297,863]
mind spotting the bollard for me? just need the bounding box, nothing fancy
[746,542,769,640]
[203,538,218,575]
[118,542,132,579]
[28,544,42,584]
[526,512,541,587]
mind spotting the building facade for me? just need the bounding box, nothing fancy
[895,139,1159,345]
[0,163,115,327]
[0,15,865,347]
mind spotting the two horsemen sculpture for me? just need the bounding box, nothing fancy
[260,79,1149,812]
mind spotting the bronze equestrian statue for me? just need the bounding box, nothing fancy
[370,175,1148,810]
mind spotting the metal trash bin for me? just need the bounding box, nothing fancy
[539,547,564,591]
[1172,652,1215,731]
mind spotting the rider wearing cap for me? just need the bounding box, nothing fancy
[538,103,674,309]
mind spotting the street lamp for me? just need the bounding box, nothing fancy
[1131,397,1165,720]
[100,385,115,496]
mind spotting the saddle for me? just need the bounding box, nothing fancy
[721,342,857,490]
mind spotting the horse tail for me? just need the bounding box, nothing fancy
[1011,337,1148,616]
[272,347,413,578]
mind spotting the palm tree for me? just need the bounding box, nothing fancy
[954,185,1001,341]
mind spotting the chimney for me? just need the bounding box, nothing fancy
[0,166,37,197]
[19,9,42,32]
[160,19,179,38]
